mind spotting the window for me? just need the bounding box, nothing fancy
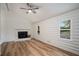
[60,20,71,39]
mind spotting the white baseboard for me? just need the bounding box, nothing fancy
[0,38,31,44]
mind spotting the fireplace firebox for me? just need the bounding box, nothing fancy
[18,31,28,39]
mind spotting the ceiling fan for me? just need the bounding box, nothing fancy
[20,3,39,14]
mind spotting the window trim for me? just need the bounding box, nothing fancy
[60,19,71,40]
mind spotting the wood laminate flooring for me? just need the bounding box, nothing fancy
[1,38,78,56]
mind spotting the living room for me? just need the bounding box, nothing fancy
[0,3,79,56]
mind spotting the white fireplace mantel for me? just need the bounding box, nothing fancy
[15,29,31,41]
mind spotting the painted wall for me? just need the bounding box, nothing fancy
[0,4,1,44]
[33,9,79,55]
[1,4,32,43]
[0,4,7,44]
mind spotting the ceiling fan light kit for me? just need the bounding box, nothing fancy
[28,10,32,13]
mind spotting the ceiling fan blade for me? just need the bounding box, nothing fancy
[26,12,29,14]
[27,3,34,8]
[32,10,36,13]
[27,3,29,6]
[27,3,31,7]
[33,7,39,9]
[20,8,26,9]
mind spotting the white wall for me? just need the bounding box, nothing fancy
[0,4,1,44]
[1,4,32,43]
[0,4,7,44]
[5,12,32,42]
[33,9,79,55]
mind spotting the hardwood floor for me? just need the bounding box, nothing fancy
[1,38,78,56]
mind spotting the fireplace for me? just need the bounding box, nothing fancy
[18,31,28,39]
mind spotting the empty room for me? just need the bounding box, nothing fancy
[0,3,79,56]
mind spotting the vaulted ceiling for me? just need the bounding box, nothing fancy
[3,3,79,23]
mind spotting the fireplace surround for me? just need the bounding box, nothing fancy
[16,29,31,41]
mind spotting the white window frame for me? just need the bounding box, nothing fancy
[60,19,71,40]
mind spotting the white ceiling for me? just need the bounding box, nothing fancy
[6,3,79,23]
